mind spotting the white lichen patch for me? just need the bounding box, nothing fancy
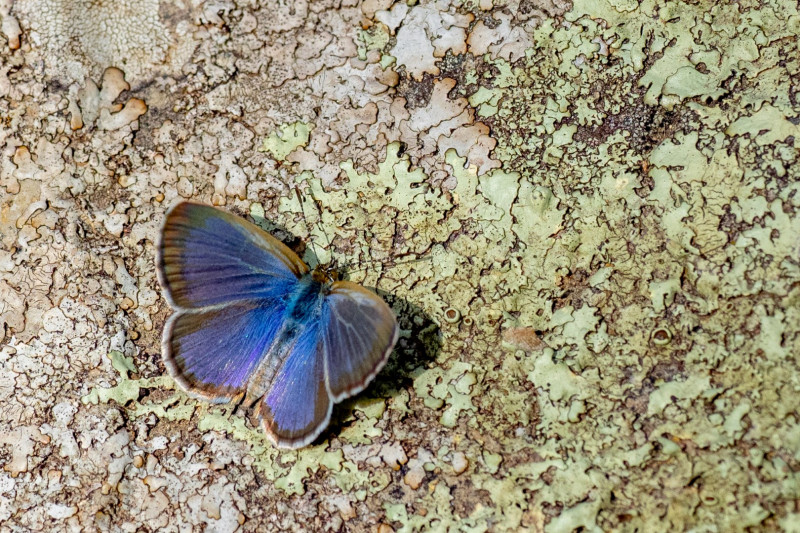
[1,0,22,50]
[68,67,147,132]
[384,2,472,80]
[13,0,176,84]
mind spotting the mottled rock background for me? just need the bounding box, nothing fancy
[2,0,800,530]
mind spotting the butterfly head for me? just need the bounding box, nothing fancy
[311,262,340,285]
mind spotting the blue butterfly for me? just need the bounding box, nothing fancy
[156,202,399,448]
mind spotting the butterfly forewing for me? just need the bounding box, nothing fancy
[158,202,308,310]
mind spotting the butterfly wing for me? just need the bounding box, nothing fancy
[163,300,287,401]
[158,202,308,310]
[158,202,306,401]
[321,281,399,401]
[258,322,332,448]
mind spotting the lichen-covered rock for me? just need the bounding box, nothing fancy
[1,0,799,530]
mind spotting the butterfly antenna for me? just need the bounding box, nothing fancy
[294,186,332,267]
[305,185,334,256]
[343,253,433,275]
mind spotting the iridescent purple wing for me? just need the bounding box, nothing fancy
[158,202,308,310]
[158,202,306,401]
[258,323,332,448]
[321,281,399,402]
[163,300,287,401]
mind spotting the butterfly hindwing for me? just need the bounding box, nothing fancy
[164,300,288,401]
[321,281,399,401]
[258,322,332,448]
[158,202,308,310]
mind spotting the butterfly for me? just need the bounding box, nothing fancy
[156,201,399,448]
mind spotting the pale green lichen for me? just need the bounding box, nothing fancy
[357,25,391,61]
[461,0,800,529]
[259,121,313,161]
[82,351,175,409]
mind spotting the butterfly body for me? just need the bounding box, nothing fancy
[157,202,399,448]
[244,275,326,401]
[286,274,327,324]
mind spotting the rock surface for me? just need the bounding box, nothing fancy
[1,0,799,530]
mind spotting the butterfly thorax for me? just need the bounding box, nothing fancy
[284,276,323,323]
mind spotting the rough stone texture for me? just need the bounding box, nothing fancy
[1,0,800,530]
